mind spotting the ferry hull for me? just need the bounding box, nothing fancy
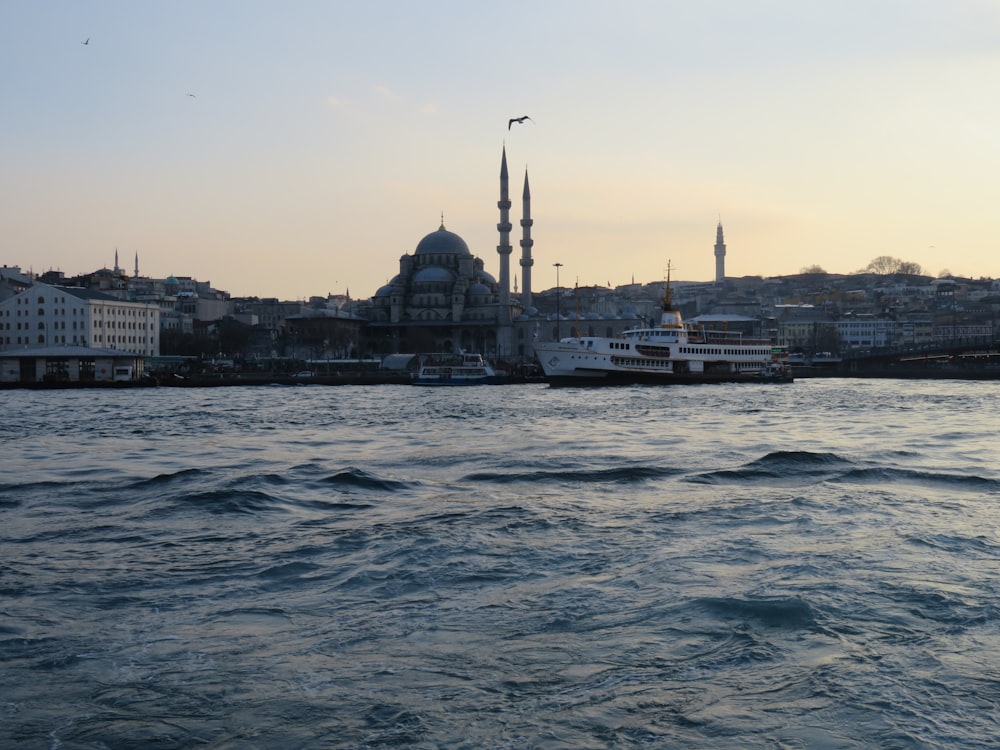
[544,369,793,387]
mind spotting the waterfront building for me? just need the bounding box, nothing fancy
[0,282,160,356]
[0,346,147,385]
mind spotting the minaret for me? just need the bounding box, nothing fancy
[497,147,513,309]
[114,248,120,274]
[134,252,139,278]
[496,147,514,357]
[714,221,726,283]
[519,169,534,308]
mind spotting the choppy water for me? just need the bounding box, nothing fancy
[3,379,1000,749]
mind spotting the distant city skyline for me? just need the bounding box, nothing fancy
[3,2,1000,299]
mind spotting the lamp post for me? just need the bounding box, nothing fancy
[553,262,563,340]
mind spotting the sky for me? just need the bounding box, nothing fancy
[3,1,1000,300]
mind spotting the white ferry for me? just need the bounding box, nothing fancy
[535,271,791,386]
[412,352,502,386]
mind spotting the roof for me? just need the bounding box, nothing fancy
[0,345,144,358]
[57,286,123,302]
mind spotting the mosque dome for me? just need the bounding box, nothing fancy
[375,275,402,297]
[468,282,491,296]
[413,266,456,283]
[474,270,497,285]
[414,225,472,257]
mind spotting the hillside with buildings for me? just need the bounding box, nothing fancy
[4,150,999,374]
[4,253,999,371]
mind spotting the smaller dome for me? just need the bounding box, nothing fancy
[468,283,491,296]
[413,267,455,283]
[375,275,402,297]
[474,270,497,285]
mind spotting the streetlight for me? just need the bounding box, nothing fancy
[553,262,563,340]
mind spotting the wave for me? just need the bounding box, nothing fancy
[165,488,287,515]
[836,467,1000,490]
[314,467,412,492]
[128,467,213,487]
[691,595,819,631]
[688,451,853,484]
[688,451,1000,491]
[462,466,682,484]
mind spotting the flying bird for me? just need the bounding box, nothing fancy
[81,37,89,45]
[187,93,197,98]
[508,115,533,130]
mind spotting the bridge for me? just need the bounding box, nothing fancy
[794,337,1000,379]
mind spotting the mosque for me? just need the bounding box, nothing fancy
[361,147,539,361]
[358,146,727,363]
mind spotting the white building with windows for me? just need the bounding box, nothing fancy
[836,315,897,350]
[0,283,160,356]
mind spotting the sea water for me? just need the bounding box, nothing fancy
[2,379,1000,748]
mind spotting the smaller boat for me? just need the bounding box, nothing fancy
[412,352,502,386]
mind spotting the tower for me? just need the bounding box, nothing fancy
[519,170,534,308]
[134,252,139,278]
[714,221,726,283]
[496,147,514,357]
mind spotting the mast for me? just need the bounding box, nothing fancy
[663,261,674,312]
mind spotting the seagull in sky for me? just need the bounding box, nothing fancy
[187,93,197,98]
[508,115,533,130]
[81,37,89,45]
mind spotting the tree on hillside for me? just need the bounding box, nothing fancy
[896,261,923,275]
[863,256,923,276]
